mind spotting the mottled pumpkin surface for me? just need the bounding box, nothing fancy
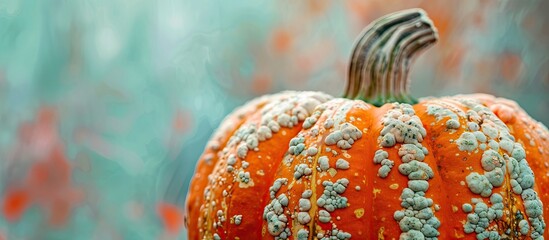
[185,91,548,239]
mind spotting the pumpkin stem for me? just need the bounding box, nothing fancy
[345,9,438,106]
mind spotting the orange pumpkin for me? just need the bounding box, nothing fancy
[184,9,549,239]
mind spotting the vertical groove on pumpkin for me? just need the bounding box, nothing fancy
[345,8,438,106]
[306,100,347,239]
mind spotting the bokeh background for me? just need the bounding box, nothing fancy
[1,0,548,239]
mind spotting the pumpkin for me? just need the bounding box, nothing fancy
[184,9,549,239]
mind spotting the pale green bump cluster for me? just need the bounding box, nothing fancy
[293,163,312,180]
[227,93,330,162]
[224,96,322,168]
[316,178,349,212]
[465,172,493,197]
[297,190,312,225]
[379,103,440,240]
[226,154,237,172]
[269,178,288,200]
[276,113,298,128]
[318,210,331,223]
[289,135,306,155]
[316,224,352,240]
[462,203,473,213]
[379,105,427,147]
[233,215,242,225]
[226,124,260,159]
[456,132,478,152]
[302,116,318,129]
[427,104,462,124]
[398,160,435,181]
[399,144,426,163]
[304,173,353,238]
[324,122,362,150]
[318,156,330,171]
[237,170,251,183]
[456,98,546,239]
[307,147,318,156]
[522,189,545,238]
[463,195,504,238]
[373,149,394,178]
[445,119,460,129]
[332,159,349,171]
[296,229,309,240]
[263,192,291,239]
[305,97,336,133]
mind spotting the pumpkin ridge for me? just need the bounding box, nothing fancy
[372,102,441,239]
[196,92,320,239]
[201,123,263,238]
[217,92,332,239]
[186,94,276,239]
[312,100,374,239]
[262,101,331,239]
[200,93,296,239]
[452,97,545,238]
[413,102,458,238]
[260,99,372,239]
[497,125,529,239]
[467,94,549,239]
[260,98,353,239]
[419,97,517,238]
[306,99,356,239]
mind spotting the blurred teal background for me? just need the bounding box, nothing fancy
[1,0,548,239]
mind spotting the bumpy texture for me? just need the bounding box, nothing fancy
[185,91,549,239]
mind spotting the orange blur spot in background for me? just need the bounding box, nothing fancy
[173,110,192,134]
[441,45,465,75]
[251,74,273,95]
[48,199,71,227]
[420,4,452,42]
[272,29,293,53]
[500,52,523,84]
[3,107,84,228]
[157,202,184,235]
[2,189,30,222]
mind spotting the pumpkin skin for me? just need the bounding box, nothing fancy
[184,9,549,239]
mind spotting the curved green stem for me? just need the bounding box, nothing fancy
[345,8,438,106]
